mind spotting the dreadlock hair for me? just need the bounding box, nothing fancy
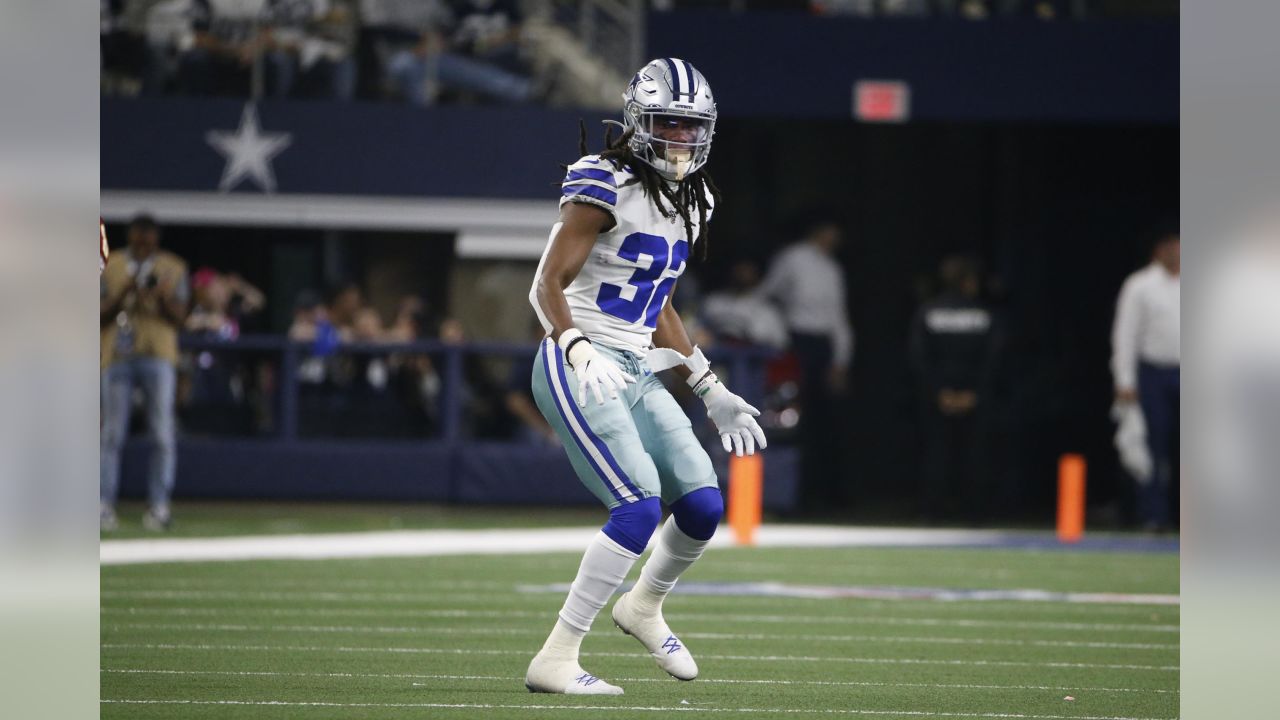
[564,119,721,261]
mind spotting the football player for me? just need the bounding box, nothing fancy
[524,58,766,695]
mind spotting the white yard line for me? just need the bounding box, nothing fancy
[99,698,1173,720]
[97,586,1177,616]
[101,668,1179,694]
[100,643,1178,671]
[103,622,1178,650]
[97,525,1079,565]
[97,603,1178,633]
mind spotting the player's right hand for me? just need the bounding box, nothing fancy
[561,330,635,407]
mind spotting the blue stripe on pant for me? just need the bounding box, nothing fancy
[530,339,718,510]
[536,339,643,504]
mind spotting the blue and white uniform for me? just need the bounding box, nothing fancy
[528,154,716,508]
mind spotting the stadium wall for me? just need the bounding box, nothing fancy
[115,439,801,512]
[648,13,1178,124]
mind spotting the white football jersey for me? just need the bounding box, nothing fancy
[530,154,712,354]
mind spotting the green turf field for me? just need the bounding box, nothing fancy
[102,501,609,539]
[101,538,1179,719]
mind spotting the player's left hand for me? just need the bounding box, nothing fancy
[696,373,767,457]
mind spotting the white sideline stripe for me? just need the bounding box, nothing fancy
[543,338,637,502]
[98,603,1178,633]
[100,525,1069,565]
[100,589,498,603]
[99,699,1173,720]
[100,643,1178,671]
[102,669,1179,694]
[101,577,512,590]
[105,622,1177,650]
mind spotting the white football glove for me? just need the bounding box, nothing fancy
[560,328,635,407]
[693,372,767,457]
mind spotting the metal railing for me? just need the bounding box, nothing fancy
[180,334,773,443]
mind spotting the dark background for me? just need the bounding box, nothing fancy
[102,11,1178,523]
[702,120,1177,521]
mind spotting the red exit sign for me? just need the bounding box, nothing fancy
[853,80,911,123]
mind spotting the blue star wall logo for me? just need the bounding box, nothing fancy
[205,103,293,193]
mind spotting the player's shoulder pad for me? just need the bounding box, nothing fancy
[561,154,620,214]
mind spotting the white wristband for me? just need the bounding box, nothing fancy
[557,328,585,352]
[557,328,593,369]
[690,371,719,399]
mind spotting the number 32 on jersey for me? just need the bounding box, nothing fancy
[596,232,689,330]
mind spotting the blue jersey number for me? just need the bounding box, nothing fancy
[596,233,688,329]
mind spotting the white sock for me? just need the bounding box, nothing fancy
[541,531,640,659]
[632,516,709,615]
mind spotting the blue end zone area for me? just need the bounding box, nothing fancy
[519,580,1179,606]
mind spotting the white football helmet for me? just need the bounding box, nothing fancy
[622,58,716,182]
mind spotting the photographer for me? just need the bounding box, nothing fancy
[100,215,189,531]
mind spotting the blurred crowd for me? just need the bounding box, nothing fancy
[100,0,1175,102]
[101,0,537,105]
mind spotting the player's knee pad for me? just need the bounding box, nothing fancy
[670,486,724,541]
[602,496,662,554]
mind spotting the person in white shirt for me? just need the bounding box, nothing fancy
[1111,233,1180,530]
[701,260,789,350]
[757,219,854,509]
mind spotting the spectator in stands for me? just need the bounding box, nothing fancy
[386,295,440,436]
[702,260,789,350]
[176,0,356,100]
[135,0,203,95]
[288,289,333,343]
[909,255,1001,522]
[100,215,190,531]
[186,267,265,339]
[325,281,364,337]
[757,218,853,510]
[434,317,509,438]
[387,295,427,342]
[290,289,343,435]
[362,0,532,106]
[101,0,153,95]
[448,0,531,80]
[1111,232,1180,531]
[182,268,266,435]
[505,321,559,446]
[351,306,387,342]
[320,301,387,392]
[932,0,1073,19]
[299,0,358,99]
[810,0,929,16]
[336,306,404,434]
